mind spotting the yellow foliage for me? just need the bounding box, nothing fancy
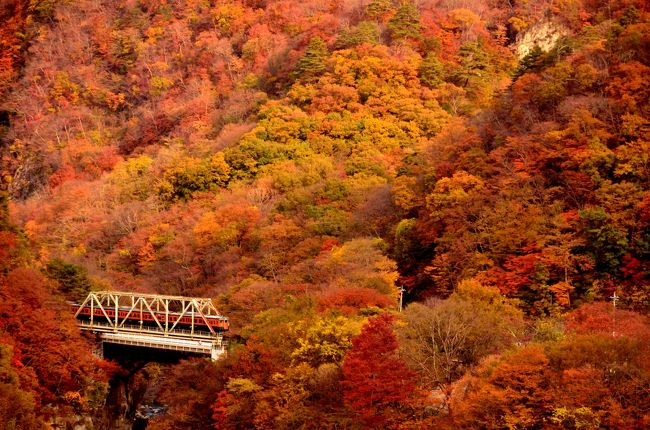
[508,16,530,33]
[448,8,483,31]
[149,76,174,96]
[145,26,165,43]
[109,155,153,202]
[227,378,262,395]
[193,204,261,249]
[392,176,420,212]
[426,171,485,218]
[291,316,361,366]
[324,238,399,297]
[50,71,80,105]
[24,220,39,241]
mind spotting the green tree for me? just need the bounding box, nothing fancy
[393,218,419,265]
[419,53,444,88]
[335,22,380,49]
[365,0,394,22]
[579,208,628,274]
[451,42,490,88]
[514,45,547,78]
[387,2,421,41]
[158,153,231,202]
[293,37,328,82]
[45,258,94,302]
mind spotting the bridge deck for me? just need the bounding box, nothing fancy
[79,321,227,360]
[78,320,217,340]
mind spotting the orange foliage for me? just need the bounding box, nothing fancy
[316,286,394,314]
[2,0,650,426]
[565,301,650,338]
[342,314,419,428]
[0,267,114,408]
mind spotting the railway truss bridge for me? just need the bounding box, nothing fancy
[72,291,229,361]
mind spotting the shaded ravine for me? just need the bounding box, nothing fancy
[98,344,202,429]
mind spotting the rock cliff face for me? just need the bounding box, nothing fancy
[515,20,571,59]
[48,377,132,430]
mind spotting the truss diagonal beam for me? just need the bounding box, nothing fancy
[73,291,227,336]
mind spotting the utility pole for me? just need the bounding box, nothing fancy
[609,292,619,337]
[398,286,405,312]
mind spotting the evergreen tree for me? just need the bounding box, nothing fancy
[335,21,380,49]
[293,37,328,82]
[388,2,421,41]
[45,258,94,301]
[419,52,444,88]
[365,0,394,22]
[514,45,545,78]
[451,41,489,87]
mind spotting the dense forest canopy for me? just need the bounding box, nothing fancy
[0,0,649,428]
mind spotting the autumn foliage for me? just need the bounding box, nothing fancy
[0,197,114,425]
[0,0,649,427]
[342,314,418,428]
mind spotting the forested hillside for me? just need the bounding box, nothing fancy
[1,0,649,428]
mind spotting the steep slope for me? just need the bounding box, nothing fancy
[1,0,649,428]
